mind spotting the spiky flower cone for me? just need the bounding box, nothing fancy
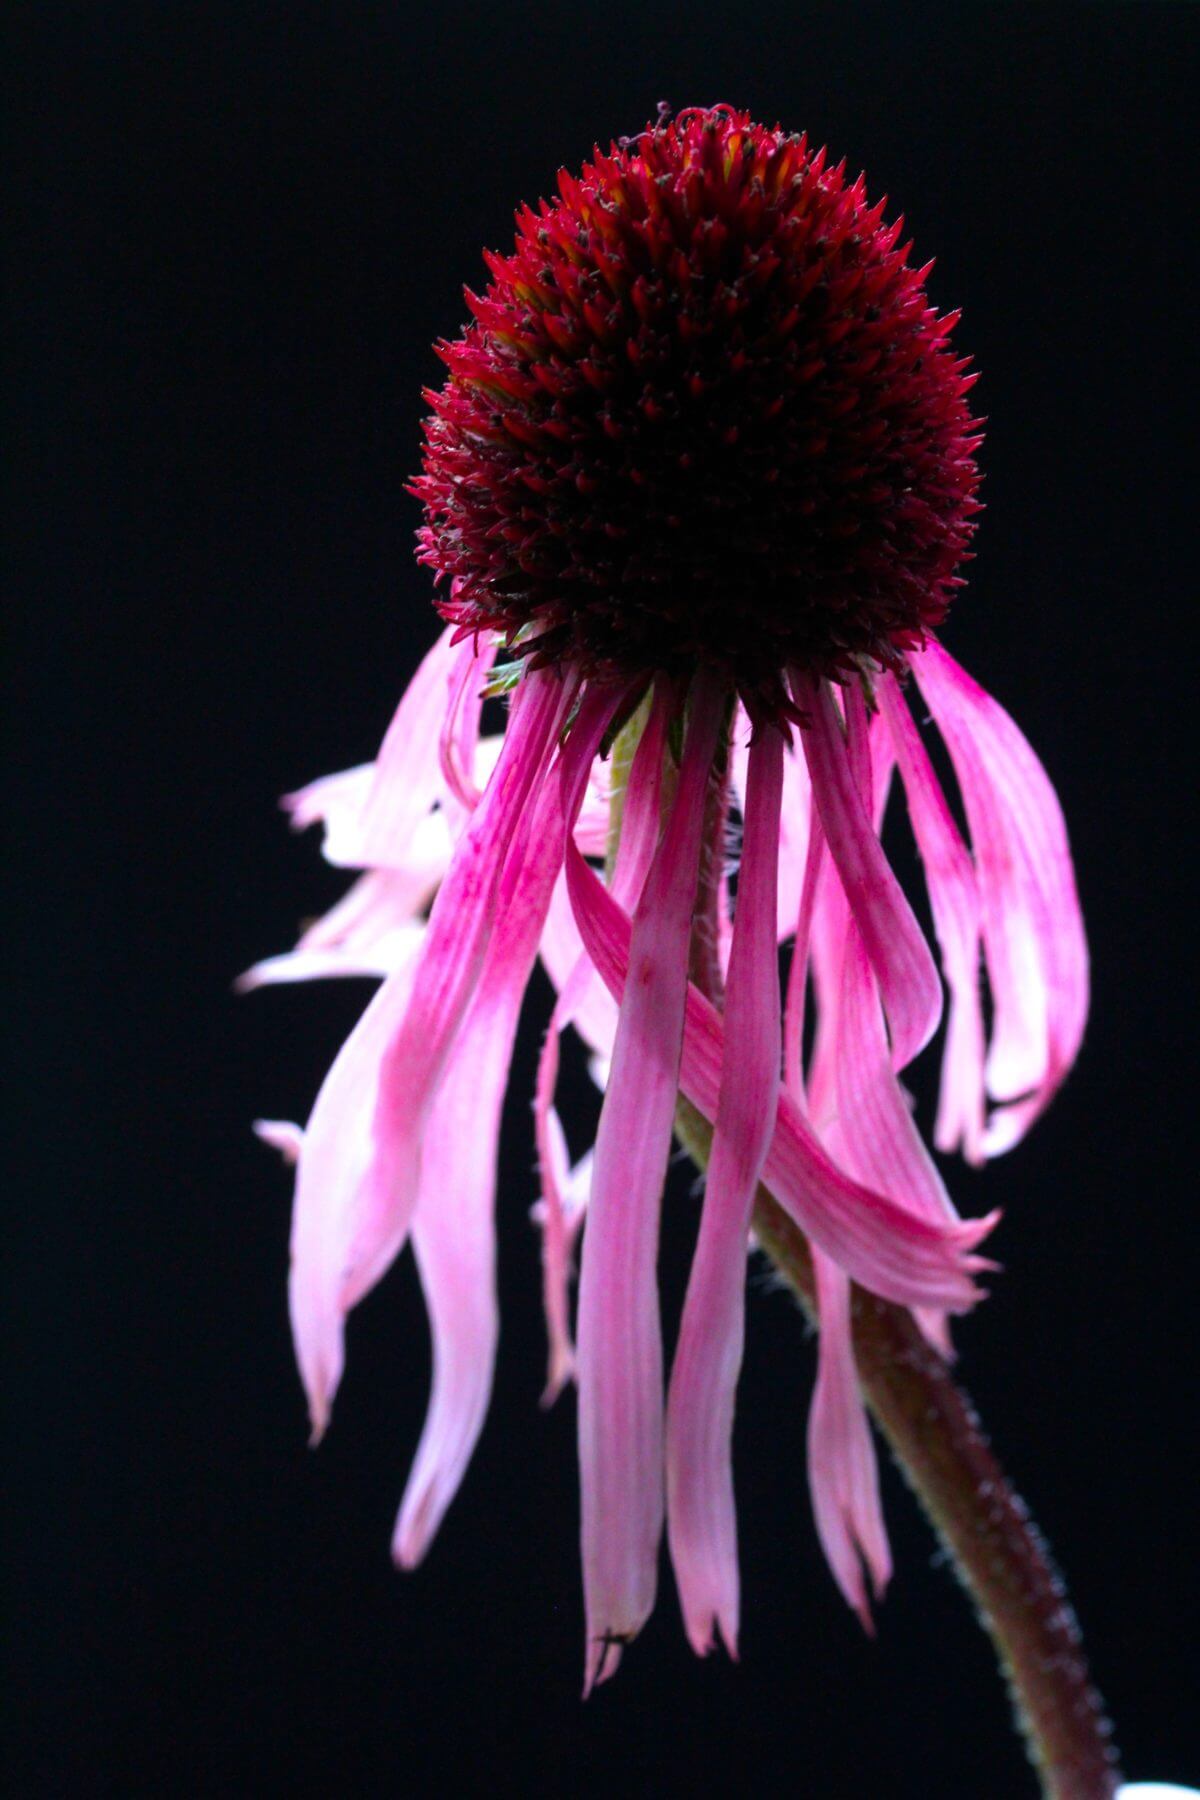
[415,104,982,724]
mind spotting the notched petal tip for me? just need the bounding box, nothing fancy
[682,1606,740,1663]
[582,1633,628,1698]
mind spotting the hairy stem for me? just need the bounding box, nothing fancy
[617,698,1119,1798]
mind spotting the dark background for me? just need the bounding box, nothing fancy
[6,4,1197,1794]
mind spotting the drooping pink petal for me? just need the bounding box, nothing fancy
[396,1049,503,1567]
[237,929,425,990]
[393,745,572,1568]
[287,949,422,1438]
[826,923,957,1358]
[534,691,670,1406]
[363,668,574,1266]
[572,672,725,1692]
[798,686,957,1351]
[288,669,573,1437]
[730,709,813,942]
[807,1249,892,1628]
[794,671,942,1071]
[803,690,894,1134]
[564,844,996,1315]
[538,872,620,1059]
[783,808,826,1102]
[356,624,468,865]
[282,764,377,869]
[572,754,614,858]
[531,1108,595,1402]
[533,1021,576,1407]
[437,633,498,815]
[666,727,784,1659]
[236,871,435,990]
[911,641,1088,1153]
[878,672,986,1164]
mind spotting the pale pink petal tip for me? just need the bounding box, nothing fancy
[252,1118,304,1163]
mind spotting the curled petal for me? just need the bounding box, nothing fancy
[808,1250,892,1627]
[437,633,498,816]
[532,1095,591,1407]
[795,673,942,1071]
[878,672,986,1164]
[911,641,1088,1154]
[827,925,957,1357]
[356,625,467,865]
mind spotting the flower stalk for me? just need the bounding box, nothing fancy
[603,703,1118,1800]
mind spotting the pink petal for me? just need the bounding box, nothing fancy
[794,672,942,1070]
[437,634,498,815]
[564,844,996,1315]
[783,807,826,1103]
[282,764,377,869]
[572,673,725,1692]
[826,924,957,1357]
[393,776,563,1568]
[253,1118,304,1163]
[730,708,813,942]
[667,727,784,1660]
[572,756,614,858]
[236,872,435,990]
[807,1249,892,1627]
[910,642,1088,1153]
[289,669,572,1437]
[794,689,957,1351]
[237,934,423,988]
[533,1021,576,1407]
[356,624,466,865]
[533,694,670,1407]
[538,872,619,1059]
[878,673,987,1164]
[287,953,421,1438]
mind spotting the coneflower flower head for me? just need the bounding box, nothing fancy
[245,104,1086,1697]
[415,103,982,724]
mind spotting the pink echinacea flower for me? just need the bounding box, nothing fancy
[244,104,1087,1690]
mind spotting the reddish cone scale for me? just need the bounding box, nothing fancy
[414,104,983,724]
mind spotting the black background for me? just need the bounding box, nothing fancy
[6,5,1198,1795]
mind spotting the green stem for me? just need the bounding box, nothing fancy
[616,699,1119,1799]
